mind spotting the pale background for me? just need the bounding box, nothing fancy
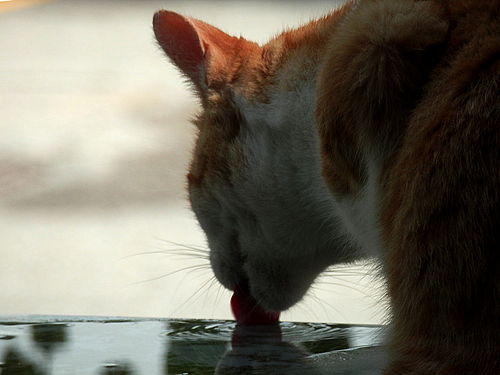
[0,0,385,324]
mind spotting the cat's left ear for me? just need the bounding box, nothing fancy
[153,10,252,93]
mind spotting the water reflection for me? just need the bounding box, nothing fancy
[166,321,229,374]
[31,324,68,374]
[0,317,385,375]
[216,324,322,375]
[2,347,43,375]
[99,363,135,375]
[31,324,68,355]
[166,320,384,375]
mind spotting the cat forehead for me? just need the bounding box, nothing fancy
[229,12,335,102]
[187,8,347,184]
[233,77,317,127]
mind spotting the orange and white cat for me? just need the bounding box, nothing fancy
[153,0,499,373]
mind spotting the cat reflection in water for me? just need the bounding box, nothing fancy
[152,0,499,373]
[216,325,319,375]
[215,325,386,375]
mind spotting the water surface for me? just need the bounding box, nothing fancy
[0,316,387,374]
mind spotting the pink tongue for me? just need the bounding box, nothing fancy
[230,285,280,325]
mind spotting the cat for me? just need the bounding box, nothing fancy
[152,0,499,373]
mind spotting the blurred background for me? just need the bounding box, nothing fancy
[0,0,385,324]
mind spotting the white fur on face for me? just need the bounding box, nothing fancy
[189,68,383,311]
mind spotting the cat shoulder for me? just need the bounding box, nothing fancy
[316,0,449,194]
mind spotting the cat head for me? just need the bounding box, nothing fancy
[153,10,356,312]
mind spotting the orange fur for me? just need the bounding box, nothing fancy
[316,0,499,373]
[154,1,499,372]
[380,2,500,372]
[316,0,449,195]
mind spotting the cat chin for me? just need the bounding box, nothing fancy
[247,281,306,312]
[241,258,320,312]
[210,251,318,312]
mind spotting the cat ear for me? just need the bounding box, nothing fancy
[153,10,244,92]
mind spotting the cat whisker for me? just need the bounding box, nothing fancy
[324,271,371,282]
[302,294,324,322]
[170,275,218,317]
[155,246,209,256]
[152,238,246,265]
[204,277,222,308]
[155,250,210,261]
[324,269,366,280]
[131,263,211,286]
[161,248,210,257]
[212,281,226,309]
[119,250,175,260]
[125,238,227,318]
[153,238,243,265]
[291,300,320,322]
[153,237,209,252]
[315,281,376,300]
[325,264,370,270]
[307,287,348,322]
[120,245,209,262]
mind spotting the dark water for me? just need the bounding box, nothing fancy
[0,316,387,375]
